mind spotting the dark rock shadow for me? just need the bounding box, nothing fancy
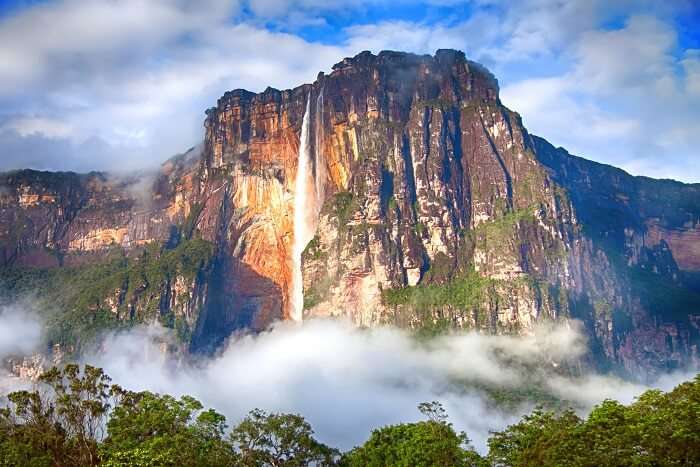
[189,255,283,354]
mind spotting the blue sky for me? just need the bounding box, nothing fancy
[0,0,698,182]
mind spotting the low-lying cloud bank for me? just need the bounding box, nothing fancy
[85,319,695,452]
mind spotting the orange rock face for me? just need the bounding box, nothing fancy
[200,87,309,320]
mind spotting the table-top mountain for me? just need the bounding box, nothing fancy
[2,50,698,377]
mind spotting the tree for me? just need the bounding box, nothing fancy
[487,374,700,466]
[487,408,583,466]
[342,402,485,467]
[2,364,698,466]
[230,409,339,466]
[100,391,237,466]
[418,401,449,424]
[0,391,59,467]
[579,399,641,466]
[624,375,700,466]
[0,364,116,466]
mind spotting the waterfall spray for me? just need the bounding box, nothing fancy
[291,95,313,322]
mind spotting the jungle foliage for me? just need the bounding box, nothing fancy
[1,366,699,466]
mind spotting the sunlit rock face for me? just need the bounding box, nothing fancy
[0,159,195,268]
[1,50,699,374]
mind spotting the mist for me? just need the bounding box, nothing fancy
[0,304,43,392]
[83,318,695,452]
[0,305,42,358]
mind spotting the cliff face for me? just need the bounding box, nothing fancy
[1,50,698,375]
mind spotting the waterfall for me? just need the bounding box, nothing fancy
[291,94,313,322]
[314,87,325,212]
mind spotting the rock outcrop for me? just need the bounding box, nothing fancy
[1,50,699,376]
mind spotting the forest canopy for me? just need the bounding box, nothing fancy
[1,365,698,466]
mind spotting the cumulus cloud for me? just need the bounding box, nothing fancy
[500,11,700,182]
[0,0,345,173]
[0,0,240,91]
[84,319,692,452]
[574,15,677,94]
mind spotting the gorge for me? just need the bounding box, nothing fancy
[1,49,699,379]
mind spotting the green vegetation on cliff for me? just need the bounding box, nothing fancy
[303,274,333,310]
[473,207,537,243]
[0,238,215,353]
[325,191,357,227]
[301,235,324,262]
[382,269,493,311]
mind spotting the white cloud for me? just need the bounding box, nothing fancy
[0,0,238,170]
[0,0,236,92]
[500,12,700,182]
[682,49,700,95]
[0,304,44,392]
[574,15,677,94]
[0,130,171,173]
[2,117,74,139]
[494,0,601,59]
[245,0,356,18]
[344,21,467,55]
[341,3,700,183]
[85,319,691,452]
[500,77,641,156]
[0,305,43,358]
[0,1,347,172]
[0,0,697,181]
